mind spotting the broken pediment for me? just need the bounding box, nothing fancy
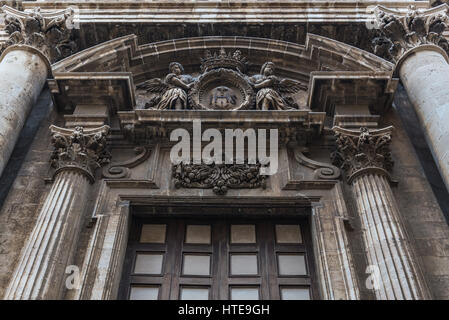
[48,34,397,123]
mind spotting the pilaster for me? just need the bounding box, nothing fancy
[4,125,109,300]
[332,126,431,299]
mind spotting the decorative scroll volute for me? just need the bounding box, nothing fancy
[0,6,77,63]
[292,147,341,180]
[50,125,110,182]
[102,146,151,179]
[331,126,394,184]
[372,4,449,63]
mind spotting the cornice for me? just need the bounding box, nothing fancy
[20,1,429,24]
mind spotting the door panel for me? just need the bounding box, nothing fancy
[119,217,317,300]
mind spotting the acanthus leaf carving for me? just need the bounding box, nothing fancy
[173,162,267,195]
[50,125,110,182]
[372,5,449,63]
[0,6,78,63]
[331,126,394,184]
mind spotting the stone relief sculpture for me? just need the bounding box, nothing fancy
[173,162,267,195]
[249,62,306,110]
[137,62,195,110]
[136,48,307,110]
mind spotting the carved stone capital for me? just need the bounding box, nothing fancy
[331,126,394,184]
[372,4,449,63]
[0,6,77,63]
[173,162,267,195]
[50,125,110,182]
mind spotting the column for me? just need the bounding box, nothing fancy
[0,6,76,177]
[332,126,431,300]
[373,4,449,191]
[4,125,110,300]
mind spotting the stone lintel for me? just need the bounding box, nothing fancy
[118,109,326,144]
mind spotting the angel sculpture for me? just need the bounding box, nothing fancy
[249,62,306,110]
[137,62,195,110]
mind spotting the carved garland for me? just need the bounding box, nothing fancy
[173,162,267,195]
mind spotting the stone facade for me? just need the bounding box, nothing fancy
[0,1,449,300]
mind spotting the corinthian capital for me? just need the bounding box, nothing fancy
[372,4,449,63]
[0,6,77,63]
[50,125,110,182]
[331,126,394,183]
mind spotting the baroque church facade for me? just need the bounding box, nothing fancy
[0,0,448,300]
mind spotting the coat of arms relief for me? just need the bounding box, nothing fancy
[136,48,308,111]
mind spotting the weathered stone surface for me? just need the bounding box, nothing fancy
[399,49,449,192]
[333,125,432,299]
[0,49,47,179]
[3,125,109,299]
[2,1,449,301]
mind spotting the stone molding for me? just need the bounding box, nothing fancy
[0,5,77,63]
[332,126,394,184]
[373,4,449,64]
[50,125,110,182]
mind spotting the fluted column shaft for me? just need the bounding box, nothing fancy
[4,170,90,299]
[353,173,429,299]
[333,126,431,300]
[3,125,110,300]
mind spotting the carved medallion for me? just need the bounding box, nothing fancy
[189,67,255,110]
